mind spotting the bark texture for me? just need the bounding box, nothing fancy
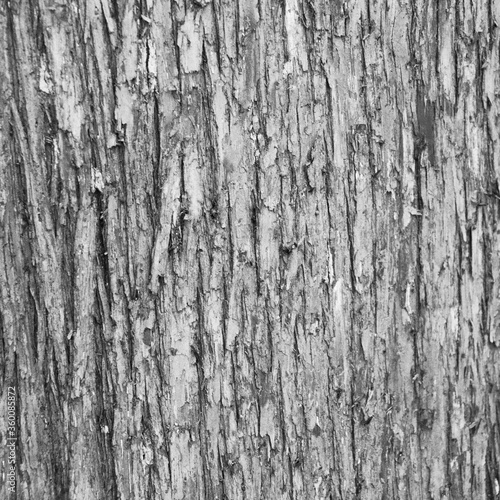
[1,0,500,498]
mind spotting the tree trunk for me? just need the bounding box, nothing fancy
[1,0,500,498]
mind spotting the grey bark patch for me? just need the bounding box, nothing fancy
[416,91,436,166]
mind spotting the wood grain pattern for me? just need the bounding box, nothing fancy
[0,0,499,498]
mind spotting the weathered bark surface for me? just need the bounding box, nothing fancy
[1,0,500,498]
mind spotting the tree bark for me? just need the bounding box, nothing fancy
[1,0,500,498]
